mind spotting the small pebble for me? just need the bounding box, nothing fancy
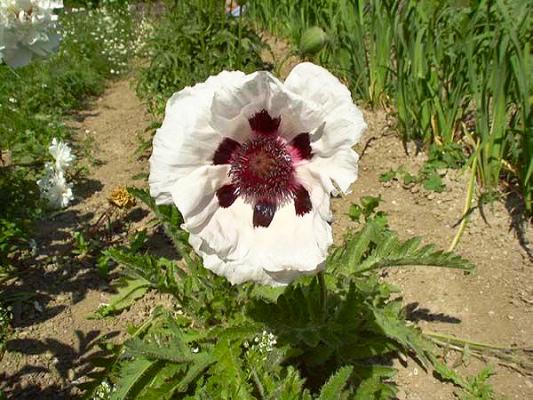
[33,301,43,313]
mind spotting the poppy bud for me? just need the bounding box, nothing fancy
[299,26,327,57]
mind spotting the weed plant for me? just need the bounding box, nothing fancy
[248,0,533,214]
[81,190,481,399]
[0,3,138,268]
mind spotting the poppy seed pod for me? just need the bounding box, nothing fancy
[299,26,327,57]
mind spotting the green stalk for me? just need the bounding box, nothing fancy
[449,145,479,252]
[317,272,328,320]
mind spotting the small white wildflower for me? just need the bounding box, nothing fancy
[49,137,75,170]
[37,163,74,209]
[93,379,114,399]
[246,330,278,356]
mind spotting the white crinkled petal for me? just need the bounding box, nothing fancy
[284,62,367,156]
[149,71,246,204]
[184,174,332,286]
[301,148,360,195]
[210,71,323,142]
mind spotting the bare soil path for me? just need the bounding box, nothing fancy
[1,73,532,399]
[0,78,172,399]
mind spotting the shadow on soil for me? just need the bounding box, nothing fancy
[504,192,533,262]
[1,330,119,399]
[405,302,461,324]
[3,200,154,328]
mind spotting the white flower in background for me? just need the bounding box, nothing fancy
[149,63,366,286]
[38,137,75,209]
[37,162,73,209]
[0,0,63,68]
[49,137,75,169]
[225,0,245,17]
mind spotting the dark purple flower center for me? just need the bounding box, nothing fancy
[213,109,313,228]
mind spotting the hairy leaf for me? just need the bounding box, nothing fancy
[111,357,163,400]
[332,219,474,275]
[92,278,150,318]
[317,365,353,400]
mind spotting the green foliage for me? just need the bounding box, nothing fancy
[0,4,139,266]
[92,278,150,319]
[378,144,466,193]
[82,199,478,398]
[317,366,353,399]
[347,195,384,223]
[128,188,188,255]
[136,0,265,116]
[0,166,43,268]
[434,362,499,400]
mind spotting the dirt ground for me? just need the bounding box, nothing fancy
[1,72,532,399]
[0,78,175,398]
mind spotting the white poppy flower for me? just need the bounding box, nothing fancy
[0,0,63,68]
[49,137,75,170]
[37,162,73,209]
[149,63,366,286]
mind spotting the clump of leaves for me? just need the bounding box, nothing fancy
[434,362,498,400]
[347,195,387,225]
[380,144,466,193]
[80,189,480,399]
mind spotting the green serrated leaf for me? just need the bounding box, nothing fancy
[352,230,474,274]
[347,204,363,222]
[125,336,193,364]
[318,365,353,400]
[176,353,216,392]
[422,171,445,192]
[379,169,397,182]
[91,278,150,319]
[111,357,162,400]
[433,360,467,387]
[211,337,254,399]
[369,305,433,368]
[352,365,397,400]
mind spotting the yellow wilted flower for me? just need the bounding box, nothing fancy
[109,186,135,209]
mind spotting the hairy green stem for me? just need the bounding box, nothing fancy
[317,272,327,320]
[424,330,509,351]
